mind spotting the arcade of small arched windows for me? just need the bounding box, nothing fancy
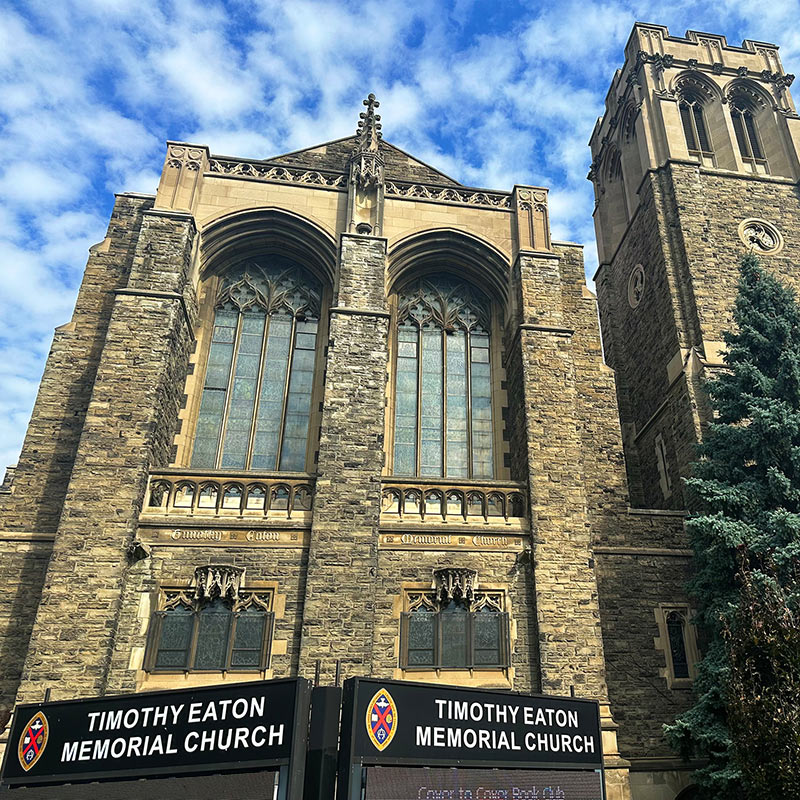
[144,474,314,519]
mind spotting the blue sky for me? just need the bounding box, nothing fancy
[2,0,800,469]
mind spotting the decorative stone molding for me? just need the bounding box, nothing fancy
[207,159,347,189]
[193,565,245,601]
[738,218,783,254]
[433,568,478,603]
[627,264,645,308]
[385,181,512,209]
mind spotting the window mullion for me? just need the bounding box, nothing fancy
[188,610,202,671]
[441,329,447,477]
[225,610,237,671]
[246,312,272,470]
[465,328,474,479]
[216,312,244,469]
[276,316,297,470]
[416,324,423,476]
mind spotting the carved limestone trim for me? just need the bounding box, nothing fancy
[738,218,783,254]
[194,565,245,601]
[207,159,347,189]
[385,181,511,209]
[434,568,478,604]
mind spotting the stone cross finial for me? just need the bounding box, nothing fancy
[356,93,382,153]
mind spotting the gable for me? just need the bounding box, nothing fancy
[265,136,463,187]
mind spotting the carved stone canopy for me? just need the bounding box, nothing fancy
[194,565,245,601]
[434,568,478,603]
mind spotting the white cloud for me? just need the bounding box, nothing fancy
[1,0,799,468]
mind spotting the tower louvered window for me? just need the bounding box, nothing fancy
[393,277,494,478]
[679,93,713,158]
[192,261,321,472]
[731,99,766,166]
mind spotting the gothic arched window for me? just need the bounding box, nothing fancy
[191,260,322,472]
[392,276,494,478]
[730,97,765,166]
[679,92,713,158]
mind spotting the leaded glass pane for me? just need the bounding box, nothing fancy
[280,321,317,471]
[446,331,468,477]
[393,325,418,475]
[251,315,292,470]
[473,609,502,666]
[667,612,690,679]
[394,277,494,479]
[440,601,468,667]
[407,610,435,666]
[231,608,266,668]
[194,600,231,669]
[420,328,443,476]
[470,332,494,478]
[220,311,266,469]
[155,607,193,669]
[191,308,238,468]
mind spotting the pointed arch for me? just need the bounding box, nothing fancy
[387,228,510,308]
[200,206,337,287]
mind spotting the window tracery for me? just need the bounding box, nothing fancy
[191,259,322,472]
[393,276,494,478]
[145,567,274,673]
[678,91,713,159]
[400,569,509,670]
[727,89,767,168]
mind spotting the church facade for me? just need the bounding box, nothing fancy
[0,22,798,800]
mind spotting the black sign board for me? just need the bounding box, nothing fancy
[364,766,605,800]
[338,679,604,800]
[1,677,310,798]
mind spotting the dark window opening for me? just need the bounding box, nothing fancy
[146,596,274,673]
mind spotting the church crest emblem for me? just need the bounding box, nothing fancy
[366,688,397,751]
[18,711,48,771]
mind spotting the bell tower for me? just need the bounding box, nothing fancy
[591,23,800,508]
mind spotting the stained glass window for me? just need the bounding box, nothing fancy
[393,277,495,478]
[191,260,322,472]
[148,594,273,672]
[401,594,508,669]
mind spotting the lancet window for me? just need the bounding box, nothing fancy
[191,260,321,472]
[730,97,766,167]
[393,276,494,478]
[678,92,713,158]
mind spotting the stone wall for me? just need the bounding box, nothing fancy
[0,195,151,534]
[14,209,197,704]
[298,235,389,683]
[105,543,309,694]
[596,552,695,758]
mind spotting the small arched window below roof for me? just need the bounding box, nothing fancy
[679,92,713,158]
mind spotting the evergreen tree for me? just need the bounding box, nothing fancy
[664,255,800,797]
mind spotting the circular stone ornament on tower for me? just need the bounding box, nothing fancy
[738,218,784,254]
[628,263,646,308]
